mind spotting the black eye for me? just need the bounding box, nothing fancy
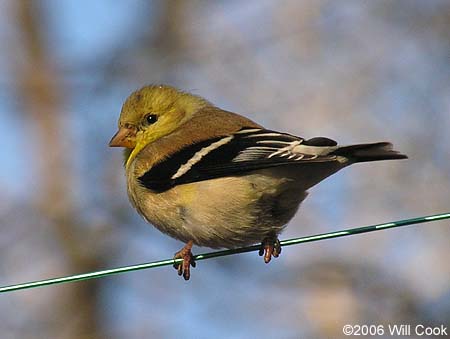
[145,114,158,125]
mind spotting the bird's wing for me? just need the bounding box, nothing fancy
[138,128,341,191]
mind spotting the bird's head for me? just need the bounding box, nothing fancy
[109,85,210,163]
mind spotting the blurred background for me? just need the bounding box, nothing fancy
[1,1,449,338]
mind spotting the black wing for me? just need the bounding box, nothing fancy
[138,128,339,191]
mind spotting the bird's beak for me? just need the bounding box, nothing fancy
[109,127,136,148]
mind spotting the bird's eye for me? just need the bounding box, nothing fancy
[144,114,158,125]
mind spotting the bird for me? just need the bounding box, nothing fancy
[109,84,407,280]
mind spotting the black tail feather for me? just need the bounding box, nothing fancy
[331,142,408,163]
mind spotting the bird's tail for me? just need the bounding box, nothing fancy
[331,142,408,163]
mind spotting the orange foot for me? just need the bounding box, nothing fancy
[259,236,282,263]
[173,240,196,280]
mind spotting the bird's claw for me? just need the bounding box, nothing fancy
[173,241,196,280]
[259,236,282,263]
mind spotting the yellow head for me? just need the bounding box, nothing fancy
[109,85,210,165]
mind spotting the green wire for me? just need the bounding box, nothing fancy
[1,212,449,293]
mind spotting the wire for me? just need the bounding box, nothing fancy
[0,212,449,293]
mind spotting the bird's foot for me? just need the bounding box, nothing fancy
[173,240,196,280]
[259,236,282,263]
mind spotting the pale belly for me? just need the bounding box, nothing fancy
[128,170,309,248]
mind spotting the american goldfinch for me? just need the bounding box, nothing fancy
[109,85,407,280]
